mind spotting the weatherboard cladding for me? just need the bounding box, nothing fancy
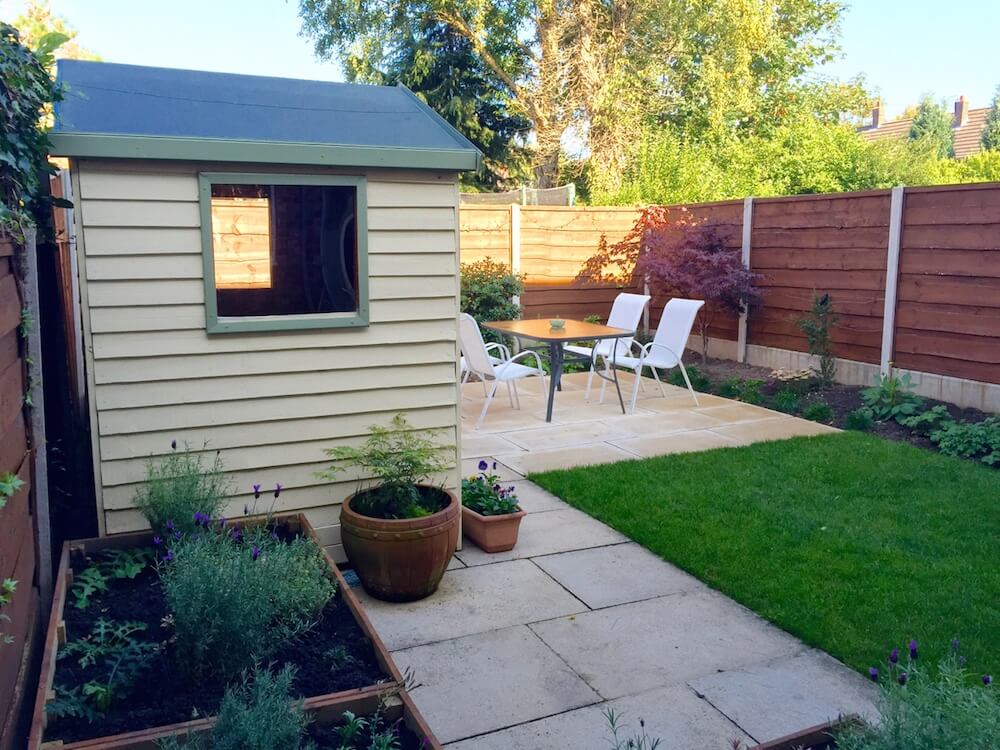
[50,60,480,169]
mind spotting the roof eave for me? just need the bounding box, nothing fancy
[48,132,481,172]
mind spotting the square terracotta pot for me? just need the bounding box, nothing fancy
[462,505,526,553]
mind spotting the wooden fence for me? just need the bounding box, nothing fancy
[0,231,42,749]
[459,182,1000,388]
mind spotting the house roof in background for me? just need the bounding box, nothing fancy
[860,105,990,159]
[49,60,481,171]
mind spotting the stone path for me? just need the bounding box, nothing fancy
[354,479,877,748]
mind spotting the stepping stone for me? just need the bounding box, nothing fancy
[395,625,601,744]
[505,480,570,513]
[530,590,801,699]
[710,417,838,445]
[446,683,752,750]
[353,559,586,650]
[688,649,878,743]
[533,543,703,609]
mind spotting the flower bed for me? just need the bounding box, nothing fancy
[29,513,440,749]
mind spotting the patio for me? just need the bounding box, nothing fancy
[351,372,875,748]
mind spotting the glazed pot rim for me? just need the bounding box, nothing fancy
[342,485,459,528]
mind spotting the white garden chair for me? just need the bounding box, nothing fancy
[563,292,650,401]
[459,314,546,429]
[597,298,705,412]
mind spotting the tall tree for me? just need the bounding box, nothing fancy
[14,0,99,62]
[297,0,849,187]
[909,96,954,159]
[982,86,1000,152]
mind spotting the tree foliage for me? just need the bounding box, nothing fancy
[909,96,955,159]
[298,0,854,187]
[13,0,100,63]
[982,86,1000,152]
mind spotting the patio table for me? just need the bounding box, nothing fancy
[482,318,635,423]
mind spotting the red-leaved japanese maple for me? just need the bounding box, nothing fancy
[579,208,761,362]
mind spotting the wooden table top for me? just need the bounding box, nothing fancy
[483,318,634,343]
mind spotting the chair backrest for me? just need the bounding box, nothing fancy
[596,292,651,356]
[458,314,497,379]
[649,298,704,367]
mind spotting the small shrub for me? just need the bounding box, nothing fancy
[160,525,336,679]
[460,258,522,345]
[133,443,230,535]
[604,707,661,749]
[462,461,519,516]
[320,414,452,519]
[845,408,875,432]
[770,388,801,414]
[861,368,924,423]
[717,377,764,405]
[157,665,312,750]
[796,292,838,388]
[899,404,954,437]
[667,364,711,392]
[837,640,998,750]
[72,548,154,609]
[802,400,834,424]
[930,417,1000,466]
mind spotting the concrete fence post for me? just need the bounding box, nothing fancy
[737,196,754,363]
[510,202,521,308]
[880,186,905,377]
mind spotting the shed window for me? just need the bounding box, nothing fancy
[199,173,368,333]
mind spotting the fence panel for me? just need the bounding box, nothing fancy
[458,205,511,266]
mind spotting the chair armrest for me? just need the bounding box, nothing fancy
[485,342,511,360]
[508,349,545,371]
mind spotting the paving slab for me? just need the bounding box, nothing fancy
[445,555,465,570]
[637,392,732,411]
[693,403,785,423]
[502,420,634,451]
[446,683,752,750]
[353,559,586,650]
[533,543,704,609]
[456,507,627,566]
[395,625,601,744]
[530,590,802,699]
[600,410,728,436]
[495,443,636,474]
[689,649,878,743]
[461,433,523,459]
[460,457,523,480]
[710,416,838,445]
[609,429,739,458]
[506,480,571,513]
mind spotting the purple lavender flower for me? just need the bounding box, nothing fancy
[869,667,879,682]
[170,439,177,450]
[960,655,967,667]
[164,549,174,562]
[219,516,227,528]
[897,672,908,686]
[231,528,242,543]
[889,648,899,664]
[951,637,961,653]
[166,519,175,532]
[271,531,279,542]
[984,675,993,686]
[153,536,162,546]
[274,483,282,498]
[909,639,918,660]
[252,483,261,499]
[244,504,250,516]
[251,546,261,561]
[173,530,182,541]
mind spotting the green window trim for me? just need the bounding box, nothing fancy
[198,172,369,334]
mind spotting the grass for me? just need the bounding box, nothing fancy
[531,432,1000,678]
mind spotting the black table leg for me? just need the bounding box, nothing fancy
[545,341,563,422]
[610,338,626,414]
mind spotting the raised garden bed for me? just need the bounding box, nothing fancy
[750,717,858,750]
[29,513,441,749]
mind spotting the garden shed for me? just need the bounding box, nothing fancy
[48,60,479,557]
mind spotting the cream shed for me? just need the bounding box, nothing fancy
[49,60,480,556]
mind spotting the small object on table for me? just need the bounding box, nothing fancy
[482,318,634,423]
[549,318,565,329]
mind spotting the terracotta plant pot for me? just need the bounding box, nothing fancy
[340,486,460,602]
[462,505,526,553]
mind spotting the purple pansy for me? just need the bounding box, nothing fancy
[478,460,488,471]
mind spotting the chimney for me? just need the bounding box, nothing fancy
[954,95,969,127]
[871,100,884,129]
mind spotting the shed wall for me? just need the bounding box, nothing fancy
[73,159,461,559]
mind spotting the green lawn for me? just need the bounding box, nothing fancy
[531,432,1000,677]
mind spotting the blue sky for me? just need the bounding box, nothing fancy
[3,0,998,118]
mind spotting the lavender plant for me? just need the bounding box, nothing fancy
[133,442,231,535]
[462,461,519,516]
[604,708,662,749]
[159,522,335,679]
[837,639,999,750]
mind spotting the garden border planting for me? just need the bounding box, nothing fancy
[28,512,441,750]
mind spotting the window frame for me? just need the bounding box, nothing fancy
[198,172,369,334]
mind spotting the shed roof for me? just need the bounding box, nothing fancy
[50,60,481,171]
